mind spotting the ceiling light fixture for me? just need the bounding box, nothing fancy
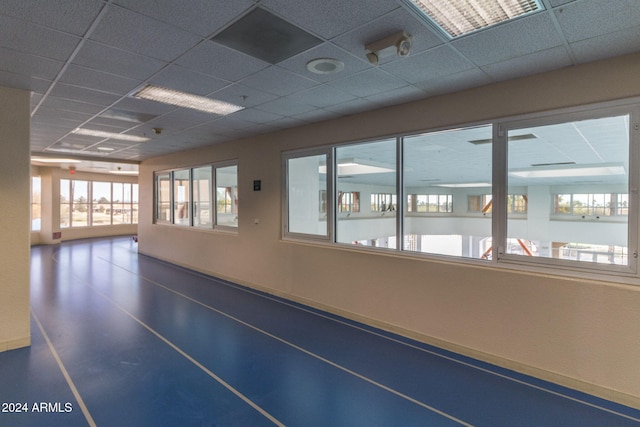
[72,128,150,142]
[109,170,138,175]
[132,85,244,116]
[400,0,544,38]
[509,163,626,179]
[31,157,81,163]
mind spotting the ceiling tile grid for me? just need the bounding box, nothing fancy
[0,0,637,171]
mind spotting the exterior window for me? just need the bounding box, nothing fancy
[371,193,396,212]
[407,194,453,213]
[156,173,171,223]
[215,164,238,228]
[286,152,328,237]
[132,184,139,224]
[173,169,191,226]
[553,193,627,216]
[505,113,631,266]
[31,176,41,231]
[92,181,112,225]
[336,138,396,248]
[338,191,360,213]
[193,166,212,228]
[403,125,492,258]
[468,194,492,213]
[60,180,89,228]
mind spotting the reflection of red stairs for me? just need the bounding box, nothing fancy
[480,239,533,259]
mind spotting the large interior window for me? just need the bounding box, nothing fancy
[282,101,638,278]
[216,164,238,228]
[285,152,329,238]
[193,166,212,228]
[336,138,397,248]
[154,161,239,231]
[504,112,632,268]
[403,125,492,258]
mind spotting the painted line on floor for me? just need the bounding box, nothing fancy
[101,255,473,426]
[139,254,640,423]
[32,312,97,427]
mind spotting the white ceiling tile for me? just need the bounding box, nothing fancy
[239,66,319,97]
[0,0,105,36]
[286,84,357,108]
[481,46,573,81]
[89,5,202,62]
[177,41,270,81]
[0,15,81,61]
[569,25,640,63]
[59,65,142,95]
[72,41,167,81]
[382,45,476,84]
[209,84,279,108]
[415,68,492,97]
[113,0,255,37]
[255,98,317,116]
[260,0,400,39]
[451,12,563,66]
[329,68,409,98]
[0,47,63,80]
[49,84,122,107]
[150,65,230,96]
[555,0,640,42]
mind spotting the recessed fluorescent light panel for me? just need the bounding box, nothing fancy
[509,163,626,179]
[133,85,244,116]
[72,128,149,142]
[400,0,544,38]
[31,157,81,163]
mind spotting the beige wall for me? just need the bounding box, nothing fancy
[139,53,640,408]
[0,86,31,351]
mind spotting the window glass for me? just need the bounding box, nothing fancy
[336,138,396,248]
[156,173,171,222]
[506,114,630,265]
[31,176,41,231]
[403,125,492,258]
[71,180,89,227]
[60,179,70,228]
[193,166,212,228]
[287,154,328,237]
[216,164,238,228]
[92,181,112,226]
[132,184,139,224]
[112,182,126,225]
[173,169,191,226]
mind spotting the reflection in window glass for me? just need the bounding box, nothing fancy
[216,164,238,228]
[193,166,212,228]
[92,181,112,226]
[173,169,191,226]
[32,176,41,231]
[403,125,492,258]
[336,138,396,248]
[287,154,327,236]
[507,114,630,265]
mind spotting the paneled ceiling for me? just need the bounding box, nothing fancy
[1,0,639,174]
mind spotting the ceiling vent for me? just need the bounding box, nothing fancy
[468,133,537,145]
[212,7,323,64]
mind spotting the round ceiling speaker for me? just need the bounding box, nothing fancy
[306,58,345,75]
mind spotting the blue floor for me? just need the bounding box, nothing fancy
[1,237,639,426]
